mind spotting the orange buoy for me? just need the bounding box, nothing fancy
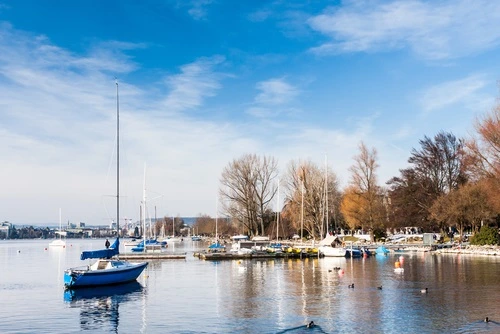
[395,261,400,268]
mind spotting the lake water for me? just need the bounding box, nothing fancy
[1,239,499,333]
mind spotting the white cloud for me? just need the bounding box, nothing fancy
[187,0,214,20]
[162,56,225,114]
[419,75,486,114]
[248,9,272,22]
[308,0,500,60]
[246,78,300,118]
[255,78,299,105]
[0,25,237,224]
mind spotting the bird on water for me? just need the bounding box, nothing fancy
[421,288,428,293]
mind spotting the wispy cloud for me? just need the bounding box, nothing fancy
[246,78,300,118]
[0,24,233,223]
[187,0,214,20]
[307,0,500,60]
[248,9,272,22]
[419,75,486,114]
[255,78,298,105]
[162,56,225,114]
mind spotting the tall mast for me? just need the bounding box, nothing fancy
[276,178,280,241]
[215,197,218,244]
[116,80,120,236]
[143,163,147,251]
[301,181,304,242]
[325,155,328,237]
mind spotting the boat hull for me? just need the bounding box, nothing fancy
[64,261,148,289]
[49,239,66,247]
[319,246,347,257]
[345,249,362,258]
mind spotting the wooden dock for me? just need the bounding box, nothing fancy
[194,252,319,260]
[119,252,187,260]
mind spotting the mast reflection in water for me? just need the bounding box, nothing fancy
[64,282,144,332]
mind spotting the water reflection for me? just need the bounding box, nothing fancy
[64,282,144,332]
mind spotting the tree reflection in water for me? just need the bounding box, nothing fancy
[64,282,144,332]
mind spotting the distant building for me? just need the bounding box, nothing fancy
[0,222,12,239]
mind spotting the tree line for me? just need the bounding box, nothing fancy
[193,97,500,244]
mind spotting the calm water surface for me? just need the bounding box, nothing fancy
[1,239,499,333]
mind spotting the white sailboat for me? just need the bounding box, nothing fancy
[163,216,182,243]
[318,157,346,257]
[49,208,66,248]
[131,164,166,252]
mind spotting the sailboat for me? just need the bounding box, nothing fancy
[318,157,346,257]
[64,81,148,289]
[131,165,166,253]
[49,208,66,248]
[267,179,282,253]
[163,216,182,243]
[208,198,225,252]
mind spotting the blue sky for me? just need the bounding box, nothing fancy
[1,0,500,226]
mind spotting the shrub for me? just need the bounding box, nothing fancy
[373,228,387,242]
[470,226,500,246]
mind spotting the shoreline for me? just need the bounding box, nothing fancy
[432,244,499,256]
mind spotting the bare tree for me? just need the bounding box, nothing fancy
[219,154,278,236]
[409,131,467,195]
[282,159,340,240]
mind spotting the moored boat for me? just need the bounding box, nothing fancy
[64,238,148,288]
[49,209,66,248]
[318,235,347,257]
[64,82,147,289]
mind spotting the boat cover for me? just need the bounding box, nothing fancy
[375,246,390,254]
[80,238,120,260]
[319,235,341,246]
[208,242,225,249]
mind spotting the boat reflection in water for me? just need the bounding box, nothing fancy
[64,281,144,332]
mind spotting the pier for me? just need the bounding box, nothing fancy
[194,251,320,260]
[119,252,187,260]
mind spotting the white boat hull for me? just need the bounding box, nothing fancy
[319,246,347,257]
[49,239,66,247]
